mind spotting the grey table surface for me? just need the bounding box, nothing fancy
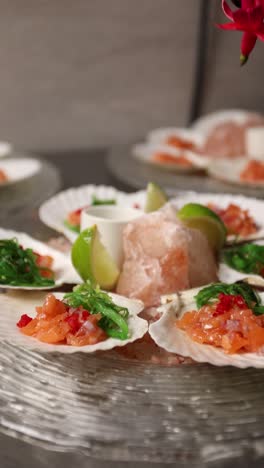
[1,148,264,468]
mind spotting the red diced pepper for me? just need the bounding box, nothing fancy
[65,312,81,334]
[82,310,90,321]
[17,314,33,328]
[234,295,246,308]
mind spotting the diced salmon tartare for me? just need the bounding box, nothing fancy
[208,203,258,237]
[240,160,264,182]
[177,293,264,354]
[152,152,193,167]
[17,293,107,346]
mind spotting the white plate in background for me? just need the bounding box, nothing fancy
[132,142,208,171]
[208,157,264,188]
[191,109,262,135]
[0,141,12,158]
[0,158,41,187]
[147,127,205,147]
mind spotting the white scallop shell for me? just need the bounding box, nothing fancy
[147,127,206,147]
[149,288,264,368]
[208,157,264,188]
[218,240,264,288]
[0,158,41,186]
[0,291,147,353]
[39,185,146,242]
[0,228,80,290]
[171,192,264,244]
[132,142,209,171]
[192,109,262,136]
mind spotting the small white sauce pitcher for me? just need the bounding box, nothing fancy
[81,205,141,268]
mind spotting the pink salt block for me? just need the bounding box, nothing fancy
[117,205,217,307]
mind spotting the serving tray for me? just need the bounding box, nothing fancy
[1,151,264,467]
[107,146,264,198]
[1,339,264,466]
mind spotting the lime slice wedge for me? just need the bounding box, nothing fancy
[145,182,168,213]
[177,203,227,251]
[71,226,120,290]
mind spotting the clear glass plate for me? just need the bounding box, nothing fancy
[1,341,264,465]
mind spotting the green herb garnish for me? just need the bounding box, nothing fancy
[195,282,264,315]
[91,196,116,206]
[63,282,129,340]
[63,220,80,234]
[223,243,264,276]
[0,239,55,287]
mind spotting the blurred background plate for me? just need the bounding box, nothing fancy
[0,158,41,187]
[0,152,61,231]
[208,158,264,188]
[107,145,264,198]
[0,141,12,158]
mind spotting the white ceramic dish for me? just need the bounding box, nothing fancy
[0,158,41,186]
[39,185,146,243]
[0,291,147,353]
[171,192,264,243]
[208,157,264,188]
[0,228,80,290]
[132,142,208,171]
[149,288,264,368]
[81,205,141,268]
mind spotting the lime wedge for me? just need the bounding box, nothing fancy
[71,226,120,290]
[145,182,168,213]
[177,203,227,251]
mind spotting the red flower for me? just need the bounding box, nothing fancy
[217,0,264,65]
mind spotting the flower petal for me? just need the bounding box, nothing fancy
[256,31,264,40]
[241,31,257,55]
[216,22,246,30]
[233,9,251,27]
[248,5,264,29]
[222,0,235,20]
[241,0,255,9]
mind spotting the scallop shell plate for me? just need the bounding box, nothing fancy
[149,288,264,368]
[39,184,146,242]
[132,141,208,171]
[0,228,80,290]
[191,109,261,135]
[171,192,264,244]
[0,291,147,353]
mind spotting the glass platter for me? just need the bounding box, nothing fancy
[1,339,264,466]
[107,145,264,198]
[1,150,264,467]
